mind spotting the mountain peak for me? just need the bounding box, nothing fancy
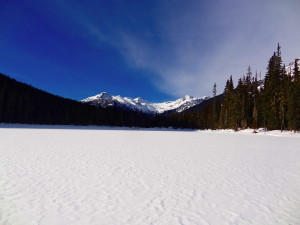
[98,92,112,99]
[181,95,193,101]
[81,93,209,114]
[134,97,147,104]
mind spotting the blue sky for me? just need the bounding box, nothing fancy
[1,0,300,102]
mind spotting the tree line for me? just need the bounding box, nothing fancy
[1,44,299,131]
[0,73,155,127]
[176,44,300,131]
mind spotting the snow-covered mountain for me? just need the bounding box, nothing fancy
[81,92,208,114]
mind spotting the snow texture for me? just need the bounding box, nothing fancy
[0,124,300,225]
[81,92,208,114]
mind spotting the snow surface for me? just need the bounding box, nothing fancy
[81,92,208,114]
[1,124,300,225]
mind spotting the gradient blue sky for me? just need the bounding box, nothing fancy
[1,0,300,102]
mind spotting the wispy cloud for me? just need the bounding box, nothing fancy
[52,0,300,97]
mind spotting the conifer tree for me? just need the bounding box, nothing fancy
[245,66,254,127]
[279,65,289,131]
[252,72,259,129]
[263,44,284,130]
[287,59,300,130]
[221,76,236,129]
[212,82,217,129]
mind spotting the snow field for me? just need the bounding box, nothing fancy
[0,125,300,225]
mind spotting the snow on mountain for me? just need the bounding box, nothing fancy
[152,95,208,113]
[81,92,208,114]
[286,58,299,76]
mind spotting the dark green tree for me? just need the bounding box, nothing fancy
[212,82,217,129]
[263,44,284,130]
[287,59,300,130]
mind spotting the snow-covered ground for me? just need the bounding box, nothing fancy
[0,124,300,225]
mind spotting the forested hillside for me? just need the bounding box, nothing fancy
[0,74,154,127]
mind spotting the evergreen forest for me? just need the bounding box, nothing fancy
[175,44,300,131]
[0,74,155,127]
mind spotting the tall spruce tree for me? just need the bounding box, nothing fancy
[287,59,300,130]
[245,66,254,128]
[252,72,259,129]
[263,44,284,130]
[279,64,289,131]
[220,76,234,129]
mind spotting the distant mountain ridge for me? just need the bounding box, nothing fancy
[81,92,209,114]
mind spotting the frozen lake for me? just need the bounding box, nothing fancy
[0,125,300,225]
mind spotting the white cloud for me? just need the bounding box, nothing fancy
[52,0,300,98]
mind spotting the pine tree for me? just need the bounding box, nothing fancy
[263,44,284,130]
[220,76,235,129]
[245,66,254,128]
[252,72,259,129]
[287,59,300,130]
[279,65,289,131]
[212,82,217,129]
